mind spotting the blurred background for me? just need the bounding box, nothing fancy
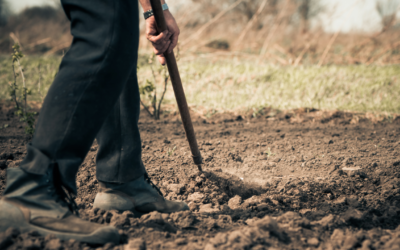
[1,0,399,116]
[1,0,400,65]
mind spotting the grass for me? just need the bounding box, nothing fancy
[0,55,61,102]
[1,53,400,114]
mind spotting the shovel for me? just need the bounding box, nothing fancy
[149,0,203,172]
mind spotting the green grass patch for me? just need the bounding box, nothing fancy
[0,55,61,102]
[1,54,399,113]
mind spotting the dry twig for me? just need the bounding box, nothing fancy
[181,0,244,47]
[235,0,268,47]
[317,31,339,66]
[294,43,311,66]
[259,0,289,57]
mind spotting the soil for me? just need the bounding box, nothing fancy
[1,103,400,250]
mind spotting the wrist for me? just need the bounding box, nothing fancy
[143,3,169,20]
[144,10,172,22]
[139,0,166,12]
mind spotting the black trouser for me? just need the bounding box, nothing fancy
[19,0,145,193]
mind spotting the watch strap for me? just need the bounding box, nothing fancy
[143,3,169,20]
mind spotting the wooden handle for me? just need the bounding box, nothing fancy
[149,0,203,170]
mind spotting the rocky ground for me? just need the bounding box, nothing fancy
[1,103,400,250]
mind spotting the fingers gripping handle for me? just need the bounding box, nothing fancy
[149,0,203,171]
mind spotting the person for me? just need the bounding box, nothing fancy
[0,0,187,245]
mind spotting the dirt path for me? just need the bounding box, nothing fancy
[1,104,400,250]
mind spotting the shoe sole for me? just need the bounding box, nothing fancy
[0,199,120,245]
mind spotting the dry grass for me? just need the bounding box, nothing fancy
[1,54,399,115]
[137,53,400,114]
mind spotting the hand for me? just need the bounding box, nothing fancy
[145,10,180,65]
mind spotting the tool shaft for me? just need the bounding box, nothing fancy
[149,0,203,171]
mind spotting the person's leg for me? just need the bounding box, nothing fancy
[96,71,146,184]
[19,0,140,193]
[94,64,189,215]
[1,0,139,243]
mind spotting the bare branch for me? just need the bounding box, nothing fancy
[235,0,268,46]
[181,0,244,47]
[140,99,153,117]
[11,64,20,109]
[157,67,170,119]
[318,31,339,67]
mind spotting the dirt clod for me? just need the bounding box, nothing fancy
[126,238,146,250]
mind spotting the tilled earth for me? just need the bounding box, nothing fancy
[1,104,400,250]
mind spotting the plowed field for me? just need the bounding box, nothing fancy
[1,104,400,250]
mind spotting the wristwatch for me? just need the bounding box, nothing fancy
[143,3,169,20]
